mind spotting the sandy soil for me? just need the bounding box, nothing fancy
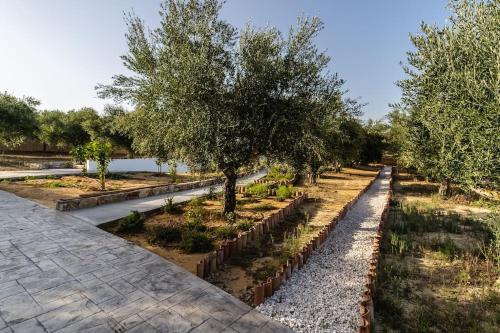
[0,173,205,208]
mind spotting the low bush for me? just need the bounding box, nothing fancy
[184,198,206,224]
[180,230,214,253]
[147,223,183,245]
[266,166,294,181]
[185,219,207,232]
[225,212,237,224]
[246,183,269,197]
[236,219,255,231]
[281,232,300,260]
[117,210,145,233]
[215,225,238,240]
[162,197,178,214]
[276,185,294,200]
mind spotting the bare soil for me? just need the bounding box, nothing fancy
[0,173,208,208]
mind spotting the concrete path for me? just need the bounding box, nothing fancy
[0,169,81,180]
[0,189,292,333]
[258,167,391,332]
[68,170,267,226]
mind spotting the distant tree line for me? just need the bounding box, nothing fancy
[388,0,499,195]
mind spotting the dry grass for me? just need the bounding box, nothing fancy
[373,176,500,333]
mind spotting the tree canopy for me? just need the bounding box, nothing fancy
[390,0,499,194]
[0,92,38,148]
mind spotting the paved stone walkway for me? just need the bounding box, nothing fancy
[0,169,81,180]
[0,190,293,333]
[68,170,267,226]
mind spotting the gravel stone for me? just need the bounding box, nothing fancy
[257,166,391,333]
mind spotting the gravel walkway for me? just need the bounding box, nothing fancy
[257,166,391,333]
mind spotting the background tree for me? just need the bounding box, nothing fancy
[0,92,38,148]
[100,105,134,156]
[392,0,499,195]
[35,110,67,148]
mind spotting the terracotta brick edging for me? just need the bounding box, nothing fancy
[253,168,383,306]
[195,191,309,279]
[357,167,393,333]
[55,169,263,212]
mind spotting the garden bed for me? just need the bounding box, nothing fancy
[0,172,212,208]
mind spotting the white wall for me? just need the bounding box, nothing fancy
[86,158,189,173]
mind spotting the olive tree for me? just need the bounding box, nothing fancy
[0,92,38,148]
[393,0,499,195]
[97,0,339,213]
[86,139,112,191]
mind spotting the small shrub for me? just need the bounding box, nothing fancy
[246,183,269,197]
[147,223,183,245]
[215,225,238,240]
[185,219,207,232]
[225,212,237,225]
[266,166,294,181]
[429,236,459,260]
[162,197,177,214]
[389,232,409,256]
[180,230,214,253]
[281,232,300,260]
[252,203,276,211]
[184,198,206,224]
[276,185,294,200]
[117,210,145,233]
[236,219,255,231]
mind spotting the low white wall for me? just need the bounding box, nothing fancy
[86,158,189,173]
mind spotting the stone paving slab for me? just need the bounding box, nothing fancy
[68,170,267,226]
[0,190,293,333]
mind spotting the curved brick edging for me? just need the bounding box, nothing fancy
[196,191,308,278]
[56,170,263,212]
[357,167,393,333]
[253,168,383,306]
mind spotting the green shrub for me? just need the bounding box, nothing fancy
[276,185,294,200]
[162,197,177,214]
[281,232,300,260]
[225,212,237,225]
[215,225,238,240]
[246,183,269,197]
[147,223,183,245]
[184,198,206,224]
[180,230,214,253]
[117,210,145,233]
[236,219,255,231]
[267,166,294,181]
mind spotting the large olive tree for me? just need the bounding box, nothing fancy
[392,0,499,195]
[0,93,38,148]
[98,0,339,213]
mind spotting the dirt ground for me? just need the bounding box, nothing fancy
[0,173,205,208]
[373,173,499,333]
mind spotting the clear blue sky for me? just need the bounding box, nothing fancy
[0,0,449,120]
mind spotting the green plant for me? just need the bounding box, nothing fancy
[116,210,145,233]
[281,232,300,260]
[162,197,177,214]
[215,225,238,240]
[236,219,255,231]
[43,181,68,188]
[86,139,112,191]
[168,160,177,182]
[246,183,269,198]
[184,198,206,224]
[225,211,237,225]
[276,185,294,200]
[207,186,218,200]
[70,145,89,175]
[429,236,459,260]
[389,232,409,256]
[180,230,214,253]
[266,166,294,181]
[252,203,276,211]
[147,223,183,245]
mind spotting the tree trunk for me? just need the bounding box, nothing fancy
[438,179,450,197]
[100,173,106,191]
[223,166,237,214]
[310,172,318,185]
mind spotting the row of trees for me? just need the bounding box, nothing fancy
[0,93,133,155]
[389,0,499,195]
[96,0,386,213]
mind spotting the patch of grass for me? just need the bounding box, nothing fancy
[116,210,145,233]
[427,235,460,260]
[179,230,214,253]
[42,181,68,188]
[236,198,259,206]
[252,203,276,211]
[236,219,255,231]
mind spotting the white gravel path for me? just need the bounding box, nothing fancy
[257,166,391,333]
